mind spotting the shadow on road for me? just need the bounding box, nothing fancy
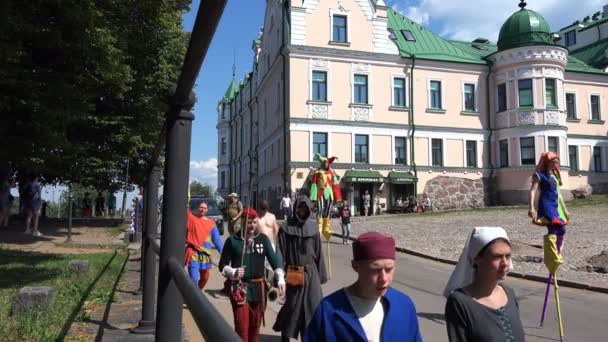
[417,312,446,324]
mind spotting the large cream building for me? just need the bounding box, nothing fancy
[217,0,608,215]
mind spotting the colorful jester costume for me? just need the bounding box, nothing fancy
[309,153,342,278]
[530,152,569,341]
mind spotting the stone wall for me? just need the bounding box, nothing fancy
[423,176,493,211]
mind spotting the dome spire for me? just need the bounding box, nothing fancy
[519,0,527,10]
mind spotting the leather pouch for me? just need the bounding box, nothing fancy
[286,265,304,287]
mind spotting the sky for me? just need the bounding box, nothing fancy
[186,0,606,189]
[32,0,605,205]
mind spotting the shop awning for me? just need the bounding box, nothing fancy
[388,171,418,184]
[343,170,385,183]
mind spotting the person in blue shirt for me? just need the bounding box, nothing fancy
[304,232,423,342]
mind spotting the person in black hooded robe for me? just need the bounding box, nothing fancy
[273,196,327,341]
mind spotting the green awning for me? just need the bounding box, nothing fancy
[343,170,385,183]
[388,171,418,184]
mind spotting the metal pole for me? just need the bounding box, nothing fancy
[155,108,194,341]
[66,185,73,242]
[132,163,161,335]
[121,160,129,221]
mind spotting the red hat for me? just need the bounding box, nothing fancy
[536,152,562,185]
[353,232,396,261]
[244,207,258,220]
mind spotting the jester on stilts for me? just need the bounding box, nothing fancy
[528,152,570,342]
[309,153,342,279]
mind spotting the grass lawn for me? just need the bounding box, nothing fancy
[0,250,127,342]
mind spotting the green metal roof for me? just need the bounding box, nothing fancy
[569,38,608,70]
[387,8,484,64]
[497,4,554,51]
[579,17,608,32]
[343,170,385,183]
[448,40,497,59]
[223,79,239,101]
[565,55,606,75]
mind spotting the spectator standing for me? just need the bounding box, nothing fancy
[362,190,371,217]
[108,193,117,217]
[304,232,422,342]
[280,193,292,221]
[95,192,105,217]
[444,227,524,342]
[339,200,352,244]
[0,174,12,228]
[227,193,243,235]
[24,176,43,236]
[82,192,93,217]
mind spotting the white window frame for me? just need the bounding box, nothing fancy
[496,82,509,113]
[391,74,409,107]
[463,139,480,168]
[543,78,558,108]
[497,138,511,168]
[309,130,330,161]
[516,78,536,108]
[519,136,536,166]
[352,133,371,164]
[588,92,603,121]
[568,144,580,171]
[428,138,446,167]
[329,7,351,44]
[427,78,445,110]
[545,135,560,155]
[308,59,331,101]
[461,81,479,112]
[393,136,408,165]
[565,90,578,119]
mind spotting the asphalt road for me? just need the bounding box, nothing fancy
[197,239,608,341]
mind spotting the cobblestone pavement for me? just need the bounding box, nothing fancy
[332,204,608,289]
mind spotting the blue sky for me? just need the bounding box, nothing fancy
[186,0,604,187]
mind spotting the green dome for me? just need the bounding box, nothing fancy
[497,2,554,51]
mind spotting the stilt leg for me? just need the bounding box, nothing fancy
[553,274,565,342]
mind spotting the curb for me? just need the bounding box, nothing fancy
[331,233,608,294]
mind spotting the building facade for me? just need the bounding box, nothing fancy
[217,0,608,215]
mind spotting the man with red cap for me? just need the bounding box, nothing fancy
[303,232,422,342]
[219,207,285,342]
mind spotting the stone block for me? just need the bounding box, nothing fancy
[12,287,55,315]
[571,184,592,199]
[69,260,90,274]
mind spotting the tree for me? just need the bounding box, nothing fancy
[0,0,191,190]
[189,181,214,198]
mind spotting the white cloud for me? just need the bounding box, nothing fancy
[190,158,218,188]
[388,0,605,42]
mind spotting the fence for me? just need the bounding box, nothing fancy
[128,1,240,340]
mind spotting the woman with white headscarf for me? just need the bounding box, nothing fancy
[444,227,525,342]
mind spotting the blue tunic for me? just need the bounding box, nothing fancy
[535,171,567,226]
[303,287,423,342]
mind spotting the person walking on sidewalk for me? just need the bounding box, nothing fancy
[280,193,292,221]
[273,196,327,341]
[304,232,422,342]
[219,207,285,342]
[443,227,524,342]
[362,190,371,217]
[339,200,352,244]
[185,201,223,289]
[257,200,279,251]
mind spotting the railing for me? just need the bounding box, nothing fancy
[129,1,240,341]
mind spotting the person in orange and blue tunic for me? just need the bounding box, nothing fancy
[185,201,224,289]
[528,151,571,329]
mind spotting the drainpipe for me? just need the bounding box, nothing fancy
[281,0,291,197]
[409,54,417,194]
[486,61,495,204]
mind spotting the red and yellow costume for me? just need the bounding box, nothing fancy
[309,153,342,240]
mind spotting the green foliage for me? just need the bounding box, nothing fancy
[0,251,127,341]
[189,180,215,198]
[0,0,191,189]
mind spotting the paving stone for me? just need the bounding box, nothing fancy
[12,286,55,315]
